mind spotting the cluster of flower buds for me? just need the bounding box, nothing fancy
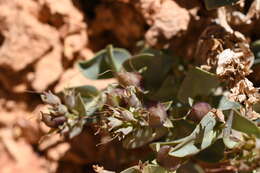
[99,83,169,140]
[146,101,168,127]
[40,91,68,128]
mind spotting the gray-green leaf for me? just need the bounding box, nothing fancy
[178,67,219,103]
[232,109,260,138]
[78,48,131,79]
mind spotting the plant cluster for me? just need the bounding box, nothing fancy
[39,1,260,172]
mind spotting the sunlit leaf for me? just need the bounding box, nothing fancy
[120,164,173,173]
[217,96,240,110]
[122,127,168,149]
[120,166,141,173]
[143,164,173,173]
[150,112,222,157]
[78,47,131,79]
[223,111,239,149]
[70,85,99,98]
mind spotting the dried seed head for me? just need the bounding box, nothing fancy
[187,102,212,122]
[147,102,167,127]
[116,71,142,88]
[41,91,61,106]
[156,145,181,171]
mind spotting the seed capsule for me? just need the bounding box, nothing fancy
[187,102,211,122]
[64,91,76,109]
[41,113,67,128]
[116,71,142,88]
[156,145,181,171]
[126,94,142,108]
[121,110,136,121]
[147,102,167,127]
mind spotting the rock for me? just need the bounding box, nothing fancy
[54,65,115,92]
[136,0,190,45]
[0,3,54,71]
[31,44,63,91]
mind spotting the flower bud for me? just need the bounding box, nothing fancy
[53,104,68,116]
[121,110,136,121]
[126,94,142,108]
[147,102,167,127]
[64,91,76,109]
[156,145,181,171]
[41,91,61,106]
[41,113,67,128]
[106,88,125,107]
[116,71,142,88]
[187,102,211,122]
[107,117,123,130]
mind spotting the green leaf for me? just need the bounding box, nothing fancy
[120,167,141,173]
[253,103,260,113]
[232,109,260,138]
[204,0,239,10]
[143,165,172,173]
[148,75,177,101]
[178,67,220,103]
[217,96,240,110]
[123,49,174,91]
[177,162,204,173]
[84,95,103,116]
[252,40,260,59]
[68,119,85,139]
[62,85,102,119]
[122,127,168,149]
[150,112,222,157]
[120,164,173,173]
[223,111,239,149]
[195,139,225,163]
[71,85,99,98]
[74,93,87,116]
[78,48,131,79]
